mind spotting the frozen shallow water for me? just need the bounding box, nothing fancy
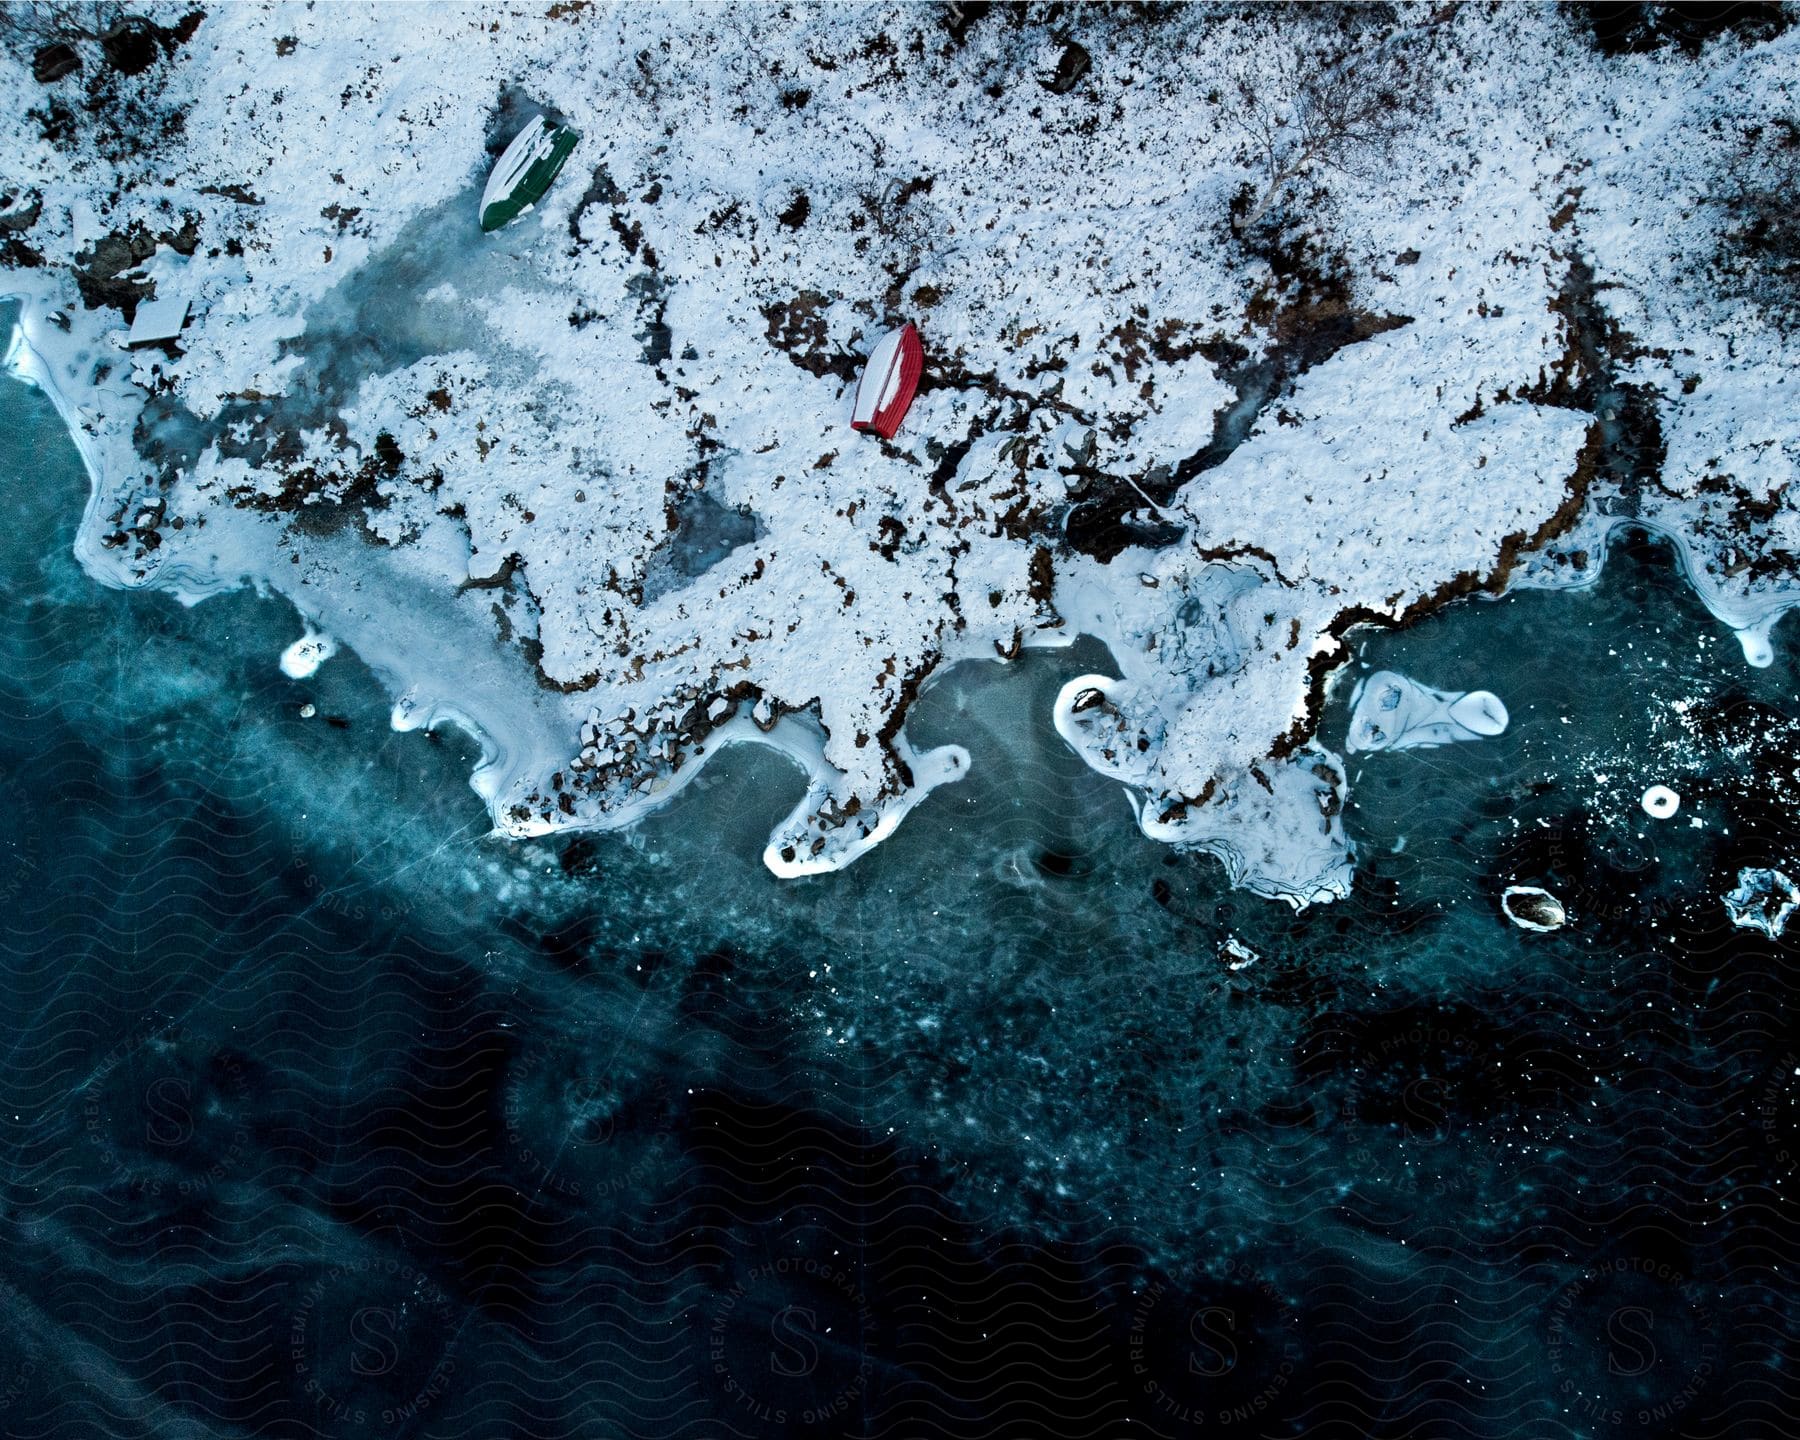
[282,188,547,403]
[639,487,761,604]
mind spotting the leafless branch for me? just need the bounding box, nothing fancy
[1708,116,1800,326]
[0,1,128,48]
[1229,15,1440,233]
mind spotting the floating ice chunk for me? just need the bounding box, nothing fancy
[1501,885,1567,932]
[1221,936,1259,971]
[1723,867,1799,938]
[1447,690,1508,736]
[279,628,337,680]
[1641,785,1680,819]
[1346,671,1508,753]
[1734,619,1775,669]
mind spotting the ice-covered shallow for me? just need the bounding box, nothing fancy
[4,360,1799,1436]
[9,6,1800,905]
[1050,667,1352,906]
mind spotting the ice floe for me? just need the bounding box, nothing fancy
[1220,936,1259,971]
[1501,885,1568,933]
[1346,671,1509,754]
[1723,867,1799,939]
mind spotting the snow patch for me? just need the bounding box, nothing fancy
[279,628,337,680]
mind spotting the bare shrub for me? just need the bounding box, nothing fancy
[1709,117,1800,327]
[0,1,128,49]
[1228,13,1440,233]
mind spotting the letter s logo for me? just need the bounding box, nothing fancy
[1606,1306,1657,1377]
[349,1307,400,1376]
[1403,1077,1448,1132]
[1189,1306,1240,1377]
[770,1306,819,1378]
[145,1077,192,1146]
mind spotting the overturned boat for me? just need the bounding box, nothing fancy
[480,117,578,232]
[850,322,923,440]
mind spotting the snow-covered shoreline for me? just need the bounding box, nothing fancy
[5,4,1797,902]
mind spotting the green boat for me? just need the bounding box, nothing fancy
[479,117,578,232]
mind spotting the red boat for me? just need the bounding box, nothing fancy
[850,322,923,440]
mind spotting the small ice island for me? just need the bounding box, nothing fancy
[1725,867,1800,939]
[1346,671,1509,754]
[5,5,1799,903]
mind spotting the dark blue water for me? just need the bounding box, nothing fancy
[2,355,1796,1438]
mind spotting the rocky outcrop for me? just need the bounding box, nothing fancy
[70,219,200,319]
[31,42,82,84]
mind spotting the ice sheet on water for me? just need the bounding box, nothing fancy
[274,189,549,427]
